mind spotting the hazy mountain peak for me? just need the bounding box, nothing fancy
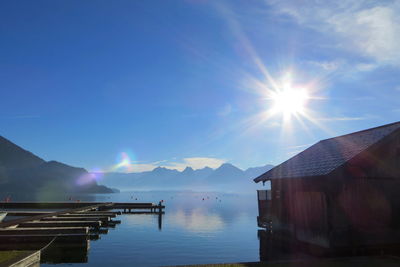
[244,164,274,179]
[244,164,274,172]
[152,166,179,174]
[201,166,213,170]
[182,166,194,173]
[217,162,242,171]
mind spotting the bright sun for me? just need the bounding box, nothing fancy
[270,88,309,116]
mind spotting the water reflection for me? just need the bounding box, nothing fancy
[258,230,308,262]
[42,245,89,264]
[19,191,260,266]
[257,229,400,262]
[170,208,225,233]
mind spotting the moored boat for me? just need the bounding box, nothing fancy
[0,212,7,222]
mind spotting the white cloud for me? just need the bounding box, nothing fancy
[127,163,162,173]
[269,0,400,67]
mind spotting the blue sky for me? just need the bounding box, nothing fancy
[1,0,399,172]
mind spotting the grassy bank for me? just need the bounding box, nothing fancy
[0,251,25,264]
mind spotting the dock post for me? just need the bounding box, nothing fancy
[158,212,162,231]
[158,201,162,214]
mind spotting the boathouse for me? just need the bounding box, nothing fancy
[254,121,400,250]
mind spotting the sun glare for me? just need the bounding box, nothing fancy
[270,88,309,116]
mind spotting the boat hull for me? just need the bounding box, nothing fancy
[0,212,7,222]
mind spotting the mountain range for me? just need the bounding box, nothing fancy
[98,163,273,192]
[0,134,273,195]
[0,135,113,195]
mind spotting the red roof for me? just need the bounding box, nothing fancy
[254,121,400,182]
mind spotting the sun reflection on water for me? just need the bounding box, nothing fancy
[169,208,225,233]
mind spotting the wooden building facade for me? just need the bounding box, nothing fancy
[254,121,400,250]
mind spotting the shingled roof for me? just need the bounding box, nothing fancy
[254,121,400,183]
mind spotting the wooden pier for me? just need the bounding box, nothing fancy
[0,201,165,263]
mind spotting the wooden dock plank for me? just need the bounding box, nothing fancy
[0,235,90,250]
[0,202,110,209]
[59,213,116,218]
[5,211,119,217]
[18,221,101,228]
[0,203,110,228]
[122,211,165,214]
[0,234,91,246]
[0,202,161,209]
[5,211,53,216]
[0,227,89,235]
[41,217,110,222]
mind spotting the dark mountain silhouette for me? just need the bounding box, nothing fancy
[0,136,44,170]
[0,136,113,194]
[98,163,274,192]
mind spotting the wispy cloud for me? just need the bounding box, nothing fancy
[286,143,313,150]
[217,104,232,117]
[269,0,400,67]
[315,116,369,121]
[284,143,313,158]
[355,63,379,72]
[306,60,344,72]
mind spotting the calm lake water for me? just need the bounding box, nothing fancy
[36,191,260,267]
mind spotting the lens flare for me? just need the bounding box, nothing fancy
[76,171,102,186]
[110,151,134,172]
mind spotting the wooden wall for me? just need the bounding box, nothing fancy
[264,130,400,249]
